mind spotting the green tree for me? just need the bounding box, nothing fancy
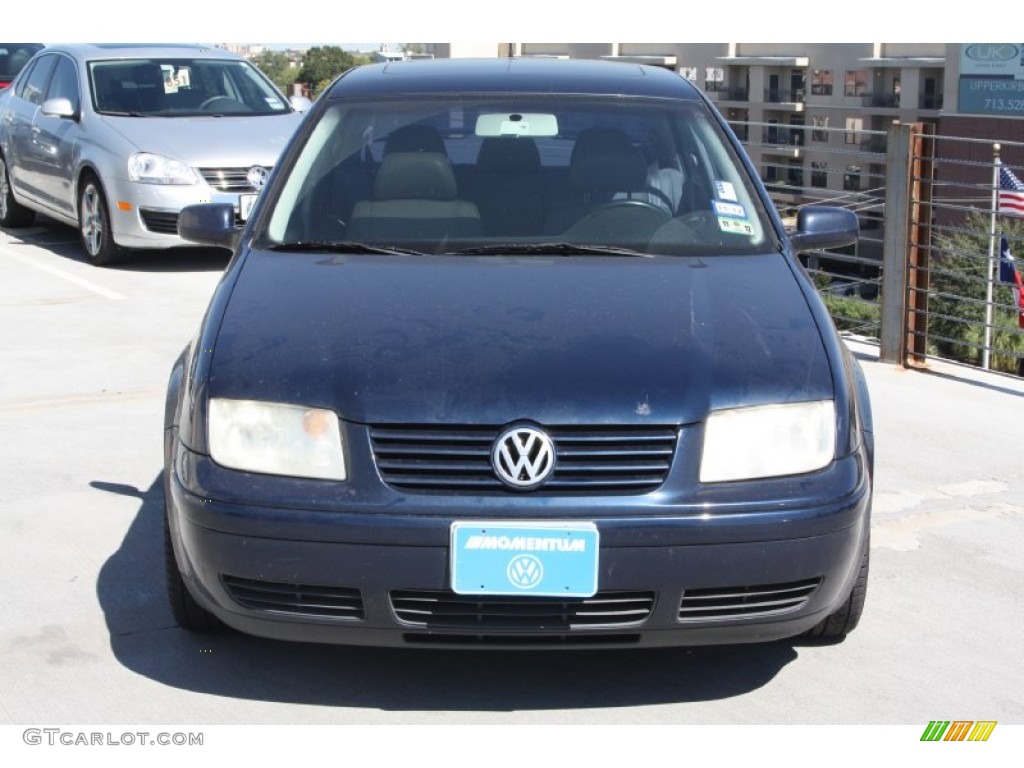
[251,50,298,92]
[297,46,359,96]
[928,210,1024,373]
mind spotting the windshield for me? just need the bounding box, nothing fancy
[262,95,776,256]
[88,58,291,117]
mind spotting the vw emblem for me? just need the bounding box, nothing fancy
[246,165,270,191]
[492,425,555,489]
[507,554,544,589]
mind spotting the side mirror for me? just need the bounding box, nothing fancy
[789,206,859,253]
[41,97,76,119]
[178,203,240,250]
[288,94,313,113]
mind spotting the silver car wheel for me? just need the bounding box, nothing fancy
[80,182,104,257]
[0,157,10,221]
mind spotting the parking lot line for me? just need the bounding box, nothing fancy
[0,245,125,300]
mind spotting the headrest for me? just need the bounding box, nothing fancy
[477,137,541,173]
[384,124,447,156]
[569,128,647,192]
[373,152,458,201]
[133,65,165,87]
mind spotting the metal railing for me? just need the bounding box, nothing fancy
[903,132,1024,374]
[730,119,1024,375]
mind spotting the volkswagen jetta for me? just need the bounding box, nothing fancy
[164,58,873,648]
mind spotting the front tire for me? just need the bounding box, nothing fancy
[0,154,35,228]
[78,175,128,265]
[806,536,869,640]
[164,498,221,633]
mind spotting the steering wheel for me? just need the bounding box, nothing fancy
[592,197,671,217]
[564,197,672,245]
[199,95,242,111]
[622,185,675,212]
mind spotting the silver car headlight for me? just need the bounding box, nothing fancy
[700,400,835,483]
[128,152,200,185]
[208,398,346,481]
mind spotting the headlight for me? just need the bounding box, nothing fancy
[700,400,835,483]
[128,152,200,185]
[208,398,346,481]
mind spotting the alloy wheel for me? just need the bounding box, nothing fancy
[80,183,103,257]
[0,157,10,221]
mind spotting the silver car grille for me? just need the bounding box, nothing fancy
[197,167,271,193]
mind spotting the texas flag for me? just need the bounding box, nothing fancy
[999,235,1024,329]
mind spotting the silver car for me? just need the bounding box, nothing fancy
[0,44,305,264]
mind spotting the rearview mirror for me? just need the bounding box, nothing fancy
[475,112,559,137]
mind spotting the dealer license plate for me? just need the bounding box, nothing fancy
[450,521,599,597]
[238,193,258,221]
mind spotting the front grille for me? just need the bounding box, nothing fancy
[222,575,364,619]
[403,633,642,647]
[139,208,179,234]
[678,578,821,622]
[198,166,270,193]
[391,589,655,630]
[370,425,678,494]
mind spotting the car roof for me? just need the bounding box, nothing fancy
[325,58,703,101]
[38,43,247,62]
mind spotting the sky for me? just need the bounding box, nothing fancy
[4,1,1001,45]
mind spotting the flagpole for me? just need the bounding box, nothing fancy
[984,145,1000,371]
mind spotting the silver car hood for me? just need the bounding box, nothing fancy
[100,113,303,167]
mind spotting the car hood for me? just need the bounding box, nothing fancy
[209,251,834,426]
[99,113,302,167]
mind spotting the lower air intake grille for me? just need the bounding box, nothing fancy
[403,633,641,647]
[678,578,821,622]
[391,590,654,630]
[370,424,678,494]
[139,208,179,234]
[222,575,364,619]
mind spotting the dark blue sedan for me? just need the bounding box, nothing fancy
[164,58,872,648]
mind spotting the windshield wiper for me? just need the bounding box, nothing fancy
[100,110,150,117]
[446,242,653,258]
[266,241,428,256]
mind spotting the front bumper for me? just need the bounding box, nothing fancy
[105,178,251,250]
[167,441,871,649]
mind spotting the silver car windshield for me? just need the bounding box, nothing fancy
[88,58,290,117]
[262,95,776,256]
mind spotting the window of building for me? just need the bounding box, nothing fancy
[678,66,697,83]
[811,69,833,96]
[765,163,778,184]
[812,115,828,142]
[787,160,803,188]
[844,165,862,191]
[845,69,868,97]
[845,117,863,145]
[811,161,828,188]
[704,67,724,92]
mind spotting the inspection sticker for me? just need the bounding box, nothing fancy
[717,216,755,236]
[713,180,738,201]
[712,200,747,219]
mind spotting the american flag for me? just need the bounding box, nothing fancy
[998,163,1024,216]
